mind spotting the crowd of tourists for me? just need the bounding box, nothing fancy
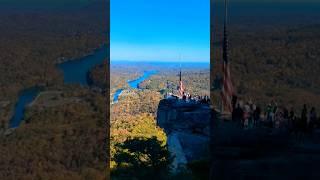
[231,97,319,134]
[165,92,210,104]
[182,93,210,104]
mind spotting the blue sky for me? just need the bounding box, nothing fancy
[111,0,210,62]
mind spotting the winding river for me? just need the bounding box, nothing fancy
[9,45,107,128]
[57,45,107,86]
[9,87,41,128]
[112,70,157,103]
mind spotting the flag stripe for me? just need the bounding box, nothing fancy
[222,61,234,112]
[221,0,234,113]
[179,80,185,96]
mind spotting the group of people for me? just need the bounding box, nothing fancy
[231,98,319,134]
[232,100,261,129]
[183,93,210,104]
[165,92,210,105]
[182,92,192,100]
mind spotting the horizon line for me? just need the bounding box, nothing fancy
[111,60,209,63]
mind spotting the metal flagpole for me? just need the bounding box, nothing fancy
[179,54,182,97]
[180,55,182,82]
[221,0,229,114]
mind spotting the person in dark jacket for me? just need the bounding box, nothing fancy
[253,106,261,127]
[301,104,308,134]
[309,107,317,133]
[283,107,289,128]
[283,107,289,120]
[233,103,244,128]
[266,104,273,128]
[232,95,238,111]
[288,107,295,132]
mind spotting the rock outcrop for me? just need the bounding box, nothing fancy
[157,98,211,169]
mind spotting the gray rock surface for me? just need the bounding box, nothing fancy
[157,98,211,169]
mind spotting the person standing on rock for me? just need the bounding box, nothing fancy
[266,104,273,128]
[253,106,261,127]
[233,103,243,128]
[232,95,238,111]
[289,107,295,132]
[272,101,278,128]
[249,102,255,128]
[309,107,317,134]
[301,104,308,134]
[182,93,187,101]
[283,107,289,127]
[243,103,251,129]
[275,109,284,129]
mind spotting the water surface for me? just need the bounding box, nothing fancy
[9,46,107,128]
[58,45,107,86]
[9,87,40,128]
[112,70,157,103]
[128,70,157,89]
[113,89,123,103]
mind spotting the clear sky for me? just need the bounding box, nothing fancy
[111,0,210,62]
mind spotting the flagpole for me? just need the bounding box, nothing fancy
[179,54,182,82]
[179,55,181,97]
[221,0,229,114]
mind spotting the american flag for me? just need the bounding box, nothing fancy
[178,69,185,96]
[221,0,234,112]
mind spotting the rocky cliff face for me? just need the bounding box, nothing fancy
[157,98,211,168]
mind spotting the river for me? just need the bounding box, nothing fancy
[9,45,107,128]
[112,70,157,103]
[9,87,41,128]
[57,45,107,86]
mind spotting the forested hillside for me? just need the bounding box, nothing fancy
[212,24,320,112]
[0,1,108,179]
[0,86,106,179]
[110,63,210,179]
[0,0,107,126]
